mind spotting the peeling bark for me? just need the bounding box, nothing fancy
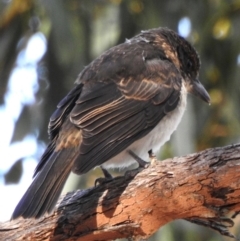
[1,144,240,241]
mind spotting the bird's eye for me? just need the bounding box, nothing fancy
[187,60,193,70]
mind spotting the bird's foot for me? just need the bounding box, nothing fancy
[124,167,145,179]
[95,166,113,186]
[128,150,149,168]
[124,150,150,179]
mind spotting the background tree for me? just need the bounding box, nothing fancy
[0,0,240,240]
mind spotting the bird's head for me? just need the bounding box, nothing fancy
[154,28,211,104]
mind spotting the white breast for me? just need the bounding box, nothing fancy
[102,83,187,170]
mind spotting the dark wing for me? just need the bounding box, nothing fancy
[12,85,83,219]
[71,53,182,174]
[33,84,83,177]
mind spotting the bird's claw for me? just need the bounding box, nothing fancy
[95,166,113,186]
[94,176,113,186]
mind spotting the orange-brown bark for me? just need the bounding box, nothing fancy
[1,144,240,240]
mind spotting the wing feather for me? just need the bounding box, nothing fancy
[71,53,182,174]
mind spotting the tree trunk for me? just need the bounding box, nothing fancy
[1,144,240,241]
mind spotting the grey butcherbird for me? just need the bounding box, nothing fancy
[12,27,210,219]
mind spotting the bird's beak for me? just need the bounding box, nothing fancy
[189,79,211,104]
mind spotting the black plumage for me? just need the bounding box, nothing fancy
[12,27,210,219]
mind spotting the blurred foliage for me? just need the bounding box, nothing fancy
[1,0,240,240]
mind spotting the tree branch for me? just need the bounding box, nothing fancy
[1,144,240,241]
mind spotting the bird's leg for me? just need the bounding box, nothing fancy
[148,149,158,165]
[100,166,113,179]
[95,166,113,186]
[124,150,149,178]
[128,150,149,168]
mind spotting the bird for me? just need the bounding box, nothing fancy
[12,27,210,219]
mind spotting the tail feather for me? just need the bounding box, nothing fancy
[12,148,78,219]
[36,160,73,218]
